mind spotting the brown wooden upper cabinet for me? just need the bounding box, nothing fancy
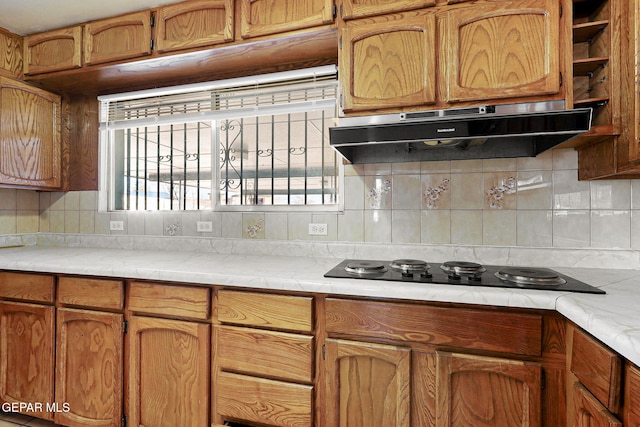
[84,10,152,66]
[340,0,561,113]
[0,77,62,189]
[439,0,560,103]
[156,0,234,54]
[239,0,335,39]
[339,9,437,112]
[339,0,436,20]
[24,27,82,75]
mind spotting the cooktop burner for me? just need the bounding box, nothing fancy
[324,259,605,294]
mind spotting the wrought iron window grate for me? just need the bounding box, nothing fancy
[100,66,339,211]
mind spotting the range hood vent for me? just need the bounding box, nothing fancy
[329,102,592,164]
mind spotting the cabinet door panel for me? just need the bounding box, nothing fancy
[573,382,622,427]
[340,10,437,112]
[128,316,210,427]
[340,0,436,20]
[625,363,640,426]
[436,352,542,427]
[440,0,560,103]
[0,77,62,188]
[240,0,334,39]
[55,308,123,427]
[0,302,55,420]
[325,338,411,427]
[156,0,234,53]
[84,11,152,65]
[24,27,82,74]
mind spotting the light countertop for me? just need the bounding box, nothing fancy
[1,245,639,366]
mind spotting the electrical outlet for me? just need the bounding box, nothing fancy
[197,221,213,232]
[109,220,124,231]
[308,223,328,236]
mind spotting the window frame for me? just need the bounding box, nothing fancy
[97,66,343,213]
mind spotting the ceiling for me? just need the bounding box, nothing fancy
[0,0,178,35]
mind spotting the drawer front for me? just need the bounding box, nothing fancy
[217,290,312,333]
[217,372,312,427]
[571,327,622,413]
[0,272,55,303]
[128,282,210,320]
[217,325,314,383]
[326,298,543,356]
[58,277,124,310]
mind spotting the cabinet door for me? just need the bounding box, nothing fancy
[55,308,123,427]
[24,27,82,74]
[340,9,437,112]
[339,0,435,20]
[436,352,542,427]
[325,338,411,427]
[156,0,234,53]
[84,11,152,65]
[573,382,622,427]
[624,363,640,426]
[128,316,210,427]
[0,77,62,189]
[440,0,561,103]
[239,0,334,39]
[0,301,55,420]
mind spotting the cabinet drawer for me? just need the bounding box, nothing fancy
[326,298,543,356]
[128,282,210,320]
[58,277,124,310]
[0,272,54,303]
[217,372,312,427]
[218,325,314,383]
[217,290,312,333]
[571,327,622,413]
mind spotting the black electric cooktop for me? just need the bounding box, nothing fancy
[324,259,605,294]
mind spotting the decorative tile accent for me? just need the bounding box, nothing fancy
[245,219,264,239]
[485,176,516,209]
[164,218,182,236]
[366,176,392,209]
[423,177,450,209]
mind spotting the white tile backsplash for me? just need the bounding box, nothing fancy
[0,149,633,253]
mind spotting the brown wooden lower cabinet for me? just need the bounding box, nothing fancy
[436,352,542,427]
[573,382,622,427]
[127,315,210,427]
[324,338,411,427]
[625,363,640,426]
[5,270,640,427]
[0,301,55,420]
[55,308,124,427]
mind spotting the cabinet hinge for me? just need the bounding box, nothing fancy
[559,72,563,87]
[123,320,128,334]
[339,36,342,50]
[122,414,127,427]
[339,4,343,18]
[541,370,546,391]
[322,344,326,360]
[150,15,155,27]
[150,39,155,51]
[559,2,562,18]
[333,3,338,19]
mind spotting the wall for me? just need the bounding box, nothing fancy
[2,148,640,250]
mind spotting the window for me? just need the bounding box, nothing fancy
[99,66,340,211]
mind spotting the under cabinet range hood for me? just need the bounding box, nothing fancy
[329,101,593,163]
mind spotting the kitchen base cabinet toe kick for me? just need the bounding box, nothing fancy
[2,269,640,426]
